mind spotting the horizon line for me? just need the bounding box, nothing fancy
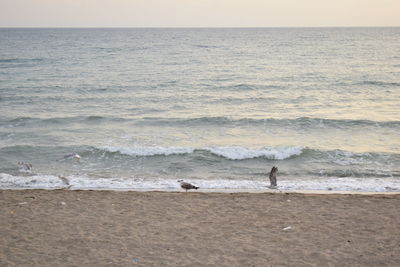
[1,26,399,29]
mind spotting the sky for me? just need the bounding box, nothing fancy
[1,0,399,27]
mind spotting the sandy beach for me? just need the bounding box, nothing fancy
[1,189,399,266]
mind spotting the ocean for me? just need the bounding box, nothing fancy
[1,28,399,191]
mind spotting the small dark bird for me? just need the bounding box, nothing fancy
[178,180,199,192]
[269,166,278,188]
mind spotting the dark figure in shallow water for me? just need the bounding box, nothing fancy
[269,166,278,188]
[178,180,199,192]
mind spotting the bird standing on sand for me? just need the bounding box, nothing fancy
[178,180,199,192]
[269,166,278,188]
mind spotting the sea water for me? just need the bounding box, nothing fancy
[1,28,399,191]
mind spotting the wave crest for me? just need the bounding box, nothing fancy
[97,145,304,160]
[2,116,400,129]
[136,117,400,128]
[361,81,400,87]
[99,146,194,157]
[205,146,304,160]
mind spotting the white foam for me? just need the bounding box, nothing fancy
[206,146,304,160]
[278,177,400,192]
[1,173,399,192]
[97,145,304,160]
[0,173,65,188]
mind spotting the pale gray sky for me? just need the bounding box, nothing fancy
[1,0,399,27]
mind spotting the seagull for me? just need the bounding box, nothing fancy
[269,166,278,188]
[177,180,199,192]
[58,153,81,162]
[17,162,33,172]
[58,176,72,189]
[58,175,70,185]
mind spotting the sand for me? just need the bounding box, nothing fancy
[1,190,399,266]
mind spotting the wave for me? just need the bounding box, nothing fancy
[214,83,282,91]
[1,145,399,186]
[0,58,45,63]
[312,169,400,178]
[98,146,304,160]
[312,149,400,167]
[139,116,233,126]
[360,81,400,87]
[205,146,303,160]
[96,146,400,166]
[2,144,400,163]
[0,116,130,127]
[2,144,301,161]
[0,57,46,69]
[2,115,400,129]
[207,96,279,104]
[1,173,399,192]
[100,145,398,164]
[99,146,194,157]
[137,116,400,128]
[193,44,219,49]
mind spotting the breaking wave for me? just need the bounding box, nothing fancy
[98,146,304,160]
[2,145,399,165]
[99,146,194,157]
[205,146,303,160]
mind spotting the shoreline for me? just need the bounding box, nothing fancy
[2,172,399,193]
[1,187,400,195]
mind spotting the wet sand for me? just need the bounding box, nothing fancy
[1,189,399,266]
